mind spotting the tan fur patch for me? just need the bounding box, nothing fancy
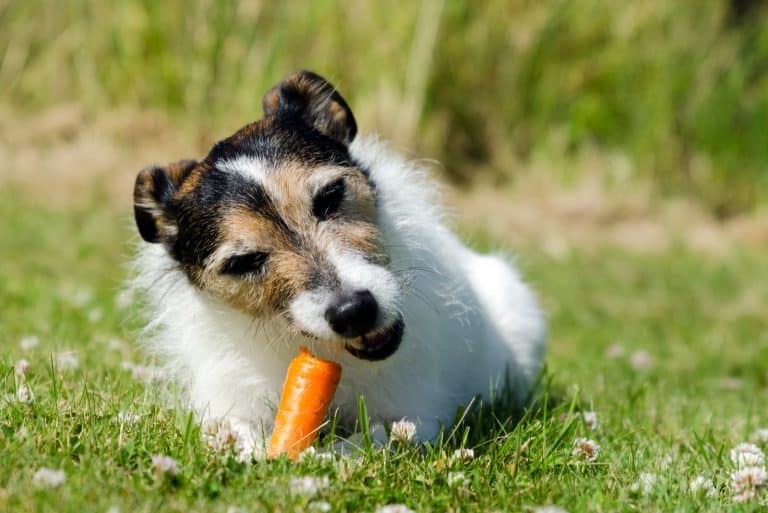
[195,162,384,317]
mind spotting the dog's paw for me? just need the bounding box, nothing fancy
[201,416,268,462]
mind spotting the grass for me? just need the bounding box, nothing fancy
[2,191,768,512]
[2,0,768,211]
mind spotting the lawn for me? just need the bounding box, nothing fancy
[1,191,767,512]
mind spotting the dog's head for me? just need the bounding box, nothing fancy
[133,71,403,360]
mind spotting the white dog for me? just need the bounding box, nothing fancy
[131,71,546,458]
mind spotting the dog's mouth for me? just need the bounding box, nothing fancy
[343,317,404,361]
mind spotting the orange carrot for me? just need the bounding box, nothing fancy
[267,346,342,460]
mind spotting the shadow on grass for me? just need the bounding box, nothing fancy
[441,367,577,450]
[326,367,590,460]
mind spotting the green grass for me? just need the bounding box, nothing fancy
[2,192,768,512]
[2,0,768,211]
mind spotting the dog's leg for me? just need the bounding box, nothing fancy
[200,414,268,461]
[229,417,268,461]
[189,363,277,461]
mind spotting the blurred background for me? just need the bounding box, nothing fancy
[2,4,768,509]
[1,0,767,254]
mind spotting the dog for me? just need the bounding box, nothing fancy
[131,70,546,458]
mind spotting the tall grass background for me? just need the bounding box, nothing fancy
[1,0,767,213]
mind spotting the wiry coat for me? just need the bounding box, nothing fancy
[131,71,546,457]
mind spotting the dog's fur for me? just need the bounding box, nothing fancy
[131,71,546,457]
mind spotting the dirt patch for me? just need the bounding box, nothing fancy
[449,178,768,257]
[0,104,212,209]
[445,143,768,256]
[2,105,766,255]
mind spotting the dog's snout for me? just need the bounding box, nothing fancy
[325,290,378,338]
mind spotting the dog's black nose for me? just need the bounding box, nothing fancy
[325,290,378,338]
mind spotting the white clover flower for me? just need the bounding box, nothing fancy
[56,351,79,370]
[32,467,66,488]
[450,448,475,462]
[107,338,125,351]
[117,411,141,425]
[689,475,717,498]
[201,418,240,453]
[71,286,93,307]
[751,429,768,445]
[150,454,179,478]
[14,358,30,377]
[299,446,317,460]
[447,471,468,487]
[389,419,417,443]
[114,289,134,310]
[335,454,364,479]
[16,384,34,404]
[730,443,765,469]
[582,411,599,430]
[572,438,599,462]
[732,466,767,502]
[289,476,330,496]
[630,472,658,495]
[299,446,335,463]
[20,335,40,351]
[629,350,653,371]
[107,505,120,513]
[658,454,675,471]
[533,507,569,513]
[234,444,259,464]
[87,308,103,323]
[308,501,332,512]
[374,505,415,513]
[605,343,624,358]
[733,490,758,503]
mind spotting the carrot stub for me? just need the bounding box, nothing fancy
[267,346,342,459]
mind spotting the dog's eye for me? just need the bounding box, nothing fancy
[221,252,268,276]
[312,179,345,221]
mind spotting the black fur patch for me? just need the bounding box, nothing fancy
[206,119,354,169]
[220,251,268,276]
[135,71,372,276]
[163,113,363,268]
[263,70,358,145]
[134,160,198,244]
[134,206,160,243]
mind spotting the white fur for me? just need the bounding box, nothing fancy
[216,155,269,185]
[328,249,401,326]
[287,250,402,343]
[290,289,338,340]
[131,135,546,457]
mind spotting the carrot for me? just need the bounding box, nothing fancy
[267,346,342,460]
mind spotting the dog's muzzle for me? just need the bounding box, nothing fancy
[343,317,404,361]
[324,290,404,361]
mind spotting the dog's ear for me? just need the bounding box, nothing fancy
[262,70,357,145]
[133,159,197,244]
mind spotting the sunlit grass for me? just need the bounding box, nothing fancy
[2,193,768,511]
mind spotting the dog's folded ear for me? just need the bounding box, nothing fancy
[133,159,197,244]
[263,70,357,145]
